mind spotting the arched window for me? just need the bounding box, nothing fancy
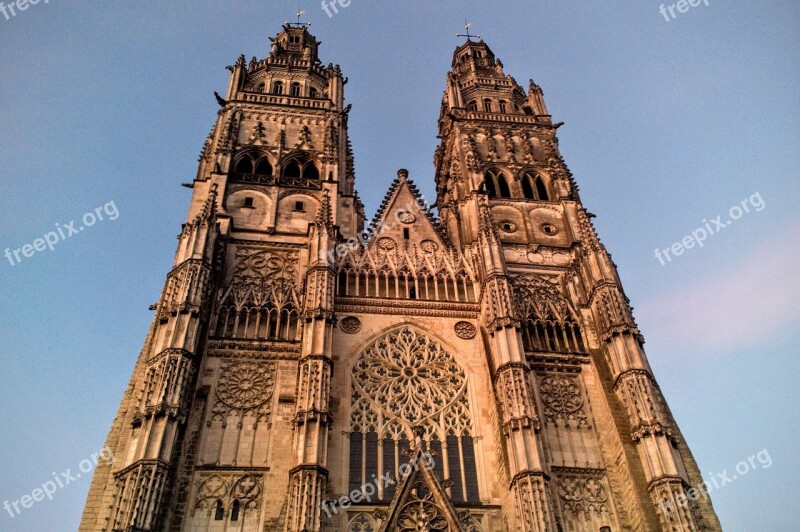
[272,80,283,95]
[498,174,511,198]
[467,100,478,112]
[535,176,549,201]
[234,153,272,179]
[234,157,253,175]
[283,160,301,179]
[256,82,265,93]
[309,87,318,98]
[254,157,272,176]
[521,172,550,201]
[484,169,510,198]
[281,155,320,182]
[499,100,507,113]
[230,500,240,522]
[304,162,320,181]
[522,176,535,199]
[483,172,497,197]
[214,500,224,521]
[290,82,301,96]
[483,98,493,112]
[349,327,480,505]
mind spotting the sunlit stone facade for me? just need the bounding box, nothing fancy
[81,23,721,532]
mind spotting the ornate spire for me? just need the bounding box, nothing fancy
[191,184,218,227]
[313,190,335,237]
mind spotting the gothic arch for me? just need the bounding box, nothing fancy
[277,189,320,202]
[280,151,321,181]
[511,274,586,353]
[232,149,274,177]
[482,168,511,199]
[519,170,550,201]
[344,324,482,505]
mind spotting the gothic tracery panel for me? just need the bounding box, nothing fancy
[512,273,586,353]
[538,374,588,428]
[215,246,302,341]
[551,467,617,532]
[352,327,466,425]
[349,326,479,504]
[190,472,263,530]
[202,360,276,467]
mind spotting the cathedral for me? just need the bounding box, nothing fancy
[80,21,721,532]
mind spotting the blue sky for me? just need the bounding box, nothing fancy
[0,1,797,530]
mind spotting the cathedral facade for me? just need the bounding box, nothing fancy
[80,23,721,532]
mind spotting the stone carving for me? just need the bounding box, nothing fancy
[232,247,299,281]
[340,316,362,333]
[353,327,466,425]
[511,273,569,321]
[216,360,275,411]
[420,239,439,253]
[376,237,397,251]
[193,473,263,513]
[348,513,377,532]
[397,480,449,531]
[336,242,478,303]
[553,468,610,517]
[216,246,302,341]
[454,320,477,339]
[397,210,417,224]
[524,246,572,267]
[539,374,588,427]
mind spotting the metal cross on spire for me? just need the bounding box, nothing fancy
[456,20,480,41]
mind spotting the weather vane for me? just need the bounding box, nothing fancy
[286,6,311,27]
[456,20,480,41]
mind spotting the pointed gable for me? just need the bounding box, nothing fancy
[365,169,449,253]
[378,444,468,532]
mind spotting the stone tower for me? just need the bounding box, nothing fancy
[81,25,721,532]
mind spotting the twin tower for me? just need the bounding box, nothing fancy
[80,23,720,532]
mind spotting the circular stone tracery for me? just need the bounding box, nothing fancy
[454,321,477,339]
[216,362,274,410]
[352,327,466,424]
[540,375,583,415]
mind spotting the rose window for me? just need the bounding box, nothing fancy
[352,327,466,424]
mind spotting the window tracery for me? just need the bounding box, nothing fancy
[336,242,478,303]
[214,247,301,341]
[511,274,585,353]
[349,327,479,504]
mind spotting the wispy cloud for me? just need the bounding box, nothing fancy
[638,220,800,355]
